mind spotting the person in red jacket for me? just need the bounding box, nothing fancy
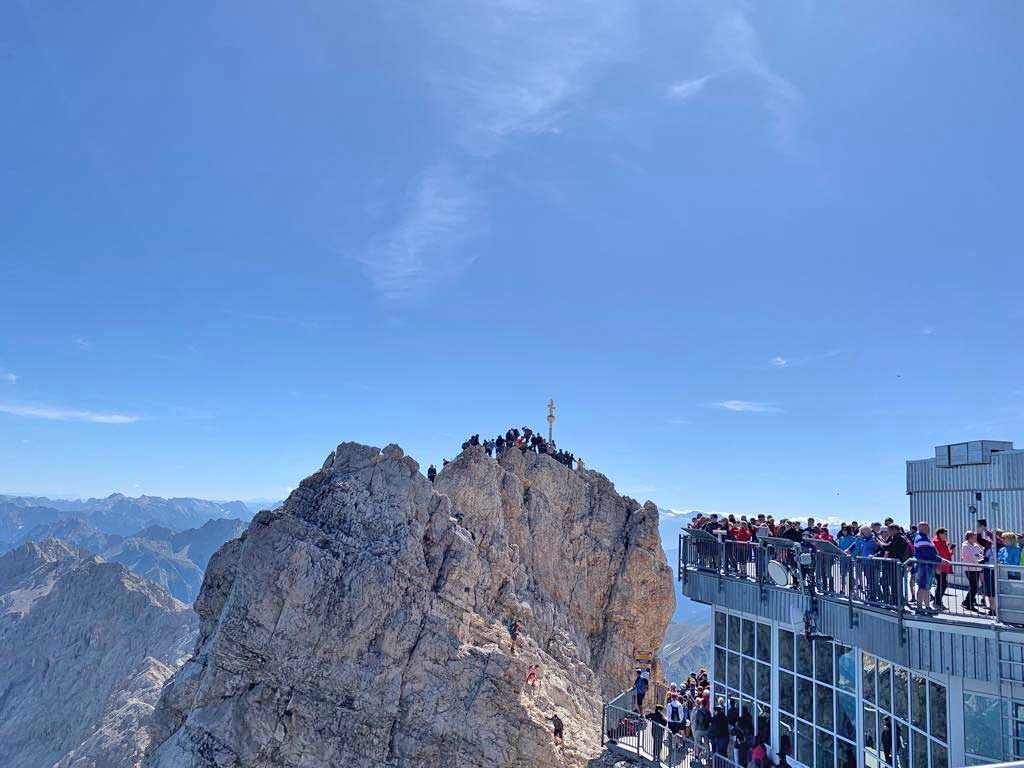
[932,527,955,610]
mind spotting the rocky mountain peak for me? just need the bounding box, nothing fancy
[145,440,674,768]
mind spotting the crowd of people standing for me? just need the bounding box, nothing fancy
[426,426,585,482]
[689,512,1019,617]
[615,667,782,768]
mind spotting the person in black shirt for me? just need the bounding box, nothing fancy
[427,465,437,483]
[646,705,668,760]
[549,714,564,746]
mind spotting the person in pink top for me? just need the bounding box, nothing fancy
[961,531,985,612]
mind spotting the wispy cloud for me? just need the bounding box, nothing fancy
[666,74,715,102]
[72,337,91,350]
[669,7,803,154]
[770,356,788,367]
[921,325,935,336]
[421,0,632,155]
[0,403,143,424]
[354,1,631,301]
[715,400,782,413]
[709,8,804,154]
[1,372,16,383]
[352,166,482,302]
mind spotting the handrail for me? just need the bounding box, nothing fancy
[678,532,1023,627]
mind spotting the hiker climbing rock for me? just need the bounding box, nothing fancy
[508,619,522,654]
[526,664,538,689]
[427,464,436,483]
[548,714,564,746]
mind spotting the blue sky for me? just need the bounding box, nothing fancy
[1,2,1022,523]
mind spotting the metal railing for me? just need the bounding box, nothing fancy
[602,701,744,768]
[679,530,1024,627]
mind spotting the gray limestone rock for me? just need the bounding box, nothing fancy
[144,442,674,768]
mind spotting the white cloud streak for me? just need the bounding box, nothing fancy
[770,356,787,367]
[353,167,481,302]
[0,403,143,424]
[421,0,632,155]
[709,8,804,154]
[1,372,16,383]
[716,400,782,413]
[666,74,714,102]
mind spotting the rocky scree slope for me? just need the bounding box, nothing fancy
[0,539,198,768]
[144,442,674,768]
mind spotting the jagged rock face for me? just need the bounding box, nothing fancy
[0,539,198,768]
[145,443,674,768]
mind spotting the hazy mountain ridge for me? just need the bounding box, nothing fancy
[660,621,713,685]
[5,516,249,603]
[0,539,198,768]
[0,493,252,542]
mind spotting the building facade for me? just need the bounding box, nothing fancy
[680,539,1024,768]
[907,441,1024,539]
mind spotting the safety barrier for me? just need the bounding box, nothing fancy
[602,701,743,768]
[679,530,1024,627]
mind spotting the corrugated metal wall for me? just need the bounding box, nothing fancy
[909,490,1024,538]
[907,451,1024,492]
[907,451,1024,535]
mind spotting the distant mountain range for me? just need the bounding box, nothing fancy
[0,493,254,602]
[0,493,252,540]
[1,515,248,603]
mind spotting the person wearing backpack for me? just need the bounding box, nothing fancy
[666,695,686,735]
[633,669,650,713]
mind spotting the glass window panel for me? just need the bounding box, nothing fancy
[729,691,740,716]
[878,661,892,713]
[895,722,909,768]
[816,685,834,730]
[728,652,739,689]
[797,720,814,767]
[780,671,794,714]
[964,693,1001,760]
[715,647,727,687]
[757,622,771,663]
[931,742,949,768]
[911,674,927,731]
[863,653,877,703]
[929,682,947,743]
[780,714,795,761]
[780,629,795,671]
[864,705,877,751]
[837,738,857,768]
[912,730,928,768]
[894,666,909,721]
[742,657,754,695]
[798,677,814,722]
[880,715,894,766]
[742,619,755,657]
[729,614,741,651]
[836,644,856,694]
[757,662,771,704]
[715,611,727,647]
[817,729,835,768]
[837,692,856,741]
[816,640,834,685]
[797,635,814,677]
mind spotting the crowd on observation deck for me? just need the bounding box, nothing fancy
[614,666,784,768]
[688,512,1021,616]
[426,426,585,483]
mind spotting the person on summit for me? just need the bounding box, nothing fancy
[427,464,437,483]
